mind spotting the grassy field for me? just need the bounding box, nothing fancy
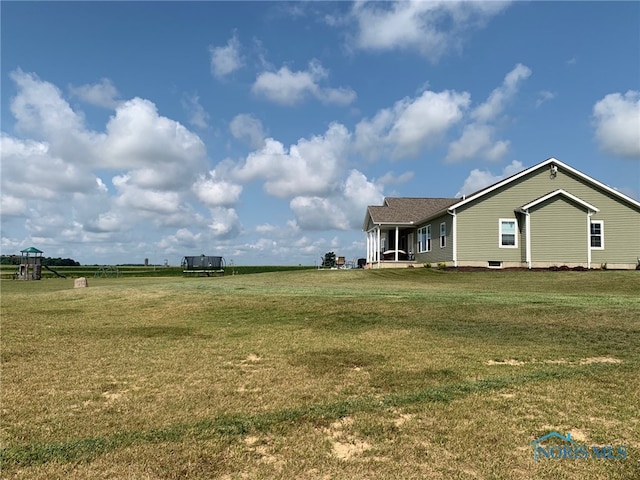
[1,269,638,479]
[0,264,315,280]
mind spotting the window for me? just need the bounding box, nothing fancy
[590,220,604,249]
[499,219,517,248]
[440,222,446,248]
[418,225,431,253]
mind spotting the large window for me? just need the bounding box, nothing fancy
[418,225,431,253]
[440,222,446,248]
[590,220,604,249]
[499,219,517,247]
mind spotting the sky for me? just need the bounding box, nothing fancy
[1,1,639,266]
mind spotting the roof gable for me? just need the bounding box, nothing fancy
[449,157,640,211]
[520,189,599,212]
[364,197,458,228]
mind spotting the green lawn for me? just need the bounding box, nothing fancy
[1,269,638,479]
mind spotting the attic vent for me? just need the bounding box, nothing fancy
[488,260,503,268]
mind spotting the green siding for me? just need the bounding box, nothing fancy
[414,214,453,264]
[529,196,588,263]
[452,166,640,266]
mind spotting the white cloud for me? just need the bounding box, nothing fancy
[210,33,243,78]
[390,90,470,157]
[100,97,207,188]
[536,90,556,108]
[112,174,184,215]
[456,160,523,197]
[9,69,100,163]
[1,194,27,217]
[447,64,531,163]
[252,60,356,106]
[349,0,510,61]
[1,135,101,200]
[230,114,266,149]
[157,228,203,251]
[192,170,243,208]
[290,170,384,231]
[69,78,120,108]
[446,124,509,163]
[592,90,640,159]
[207,207,242,239]
[355,89,470,160]
[255,224,277,234]
[182,93,210,129]
[377,170,415,186]
[471,63,531,122]
[233,123,351,198]
[289,196,345,231]
[84,211,128,234]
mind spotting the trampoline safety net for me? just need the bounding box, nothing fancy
[182,256,225,270]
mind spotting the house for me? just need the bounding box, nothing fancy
[363,158,640,270]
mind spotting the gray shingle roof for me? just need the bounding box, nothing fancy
[367,197,459,225]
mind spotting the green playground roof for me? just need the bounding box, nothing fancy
[20,247,43,254]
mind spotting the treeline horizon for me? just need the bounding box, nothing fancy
[0,255,80,267]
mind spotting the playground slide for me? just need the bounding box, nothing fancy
[44,265,66,278]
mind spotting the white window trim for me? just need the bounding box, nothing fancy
[499,218,518,248]
[418,225,432,253]
[417,226,425,253]
[590,220,604,250]
[440,222,446,248]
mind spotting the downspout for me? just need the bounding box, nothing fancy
[449,209,457,267]
[587,211,595,269]
[524,209,531,269]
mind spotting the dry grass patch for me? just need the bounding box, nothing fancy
[1,270,638,478]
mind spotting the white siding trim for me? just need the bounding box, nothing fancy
[521,189,599,212]
[524,211,531,268]
[451,210,457,267]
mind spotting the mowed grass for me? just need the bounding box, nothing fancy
[1,269,638,479]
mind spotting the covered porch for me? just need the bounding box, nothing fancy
[365,224,417,268]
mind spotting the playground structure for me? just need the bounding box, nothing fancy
[94,265,122,278]
[182,255,225,276]
[44,265,66,278]
[15,247,43,280]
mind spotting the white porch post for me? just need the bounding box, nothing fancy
[377,227,381,267]
[394,227,399,261]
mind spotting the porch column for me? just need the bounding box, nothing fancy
[377,227,381,267]
[366,231,370,263]
[395,227,399,261]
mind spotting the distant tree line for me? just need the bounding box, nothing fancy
[0,255,80,266]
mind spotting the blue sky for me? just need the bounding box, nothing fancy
[1,1,639,266]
